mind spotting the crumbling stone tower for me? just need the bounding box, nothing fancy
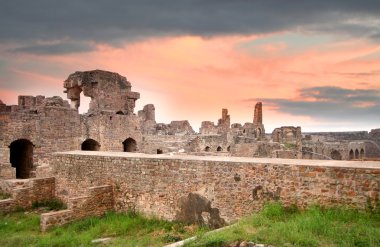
[253,102,265,139]
[253,102,262,125]
[64,70,140,114]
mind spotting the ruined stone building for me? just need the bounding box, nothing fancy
[0,69,379,232]
[1,69,380,180]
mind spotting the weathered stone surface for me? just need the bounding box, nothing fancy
[46,151,380,225]
[1,69,379,183]
[0,177,55,213]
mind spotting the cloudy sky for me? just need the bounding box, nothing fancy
[0,1,379,132]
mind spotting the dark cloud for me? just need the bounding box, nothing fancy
[11,41,94,55]
[243,86,380,122]
[1,0,380,54]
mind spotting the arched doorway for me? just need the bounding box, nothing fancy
[355,149,359,159]
[81,139,100,151]
[360,148,365,159]
[205,146,210,152]
[9,139,34,179]
[349,150,354,160]
[331,150,342,160]
[123,138,137,152]
[217,146,222,152]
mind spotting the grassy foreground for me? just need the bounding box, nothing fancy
[186,203,380,247]
[0,203,379,247]
[0,210,201,247]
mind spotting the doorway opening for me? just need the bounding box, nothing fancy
[10,139,34,179]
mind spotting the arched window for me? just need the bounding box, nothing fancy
[10,139,34,179]
[360,148,365,159]
[227,146,231,152]
[217,146,222,152]
[123,138,137,152]
[205,146,210,152]
[81,139,100,151]
[355,149,359,159]
[349,150,354,160]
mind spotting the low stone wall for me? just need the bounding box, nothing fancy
[40,185,114,231]
[0,177,55,213]
[46,151,380,227]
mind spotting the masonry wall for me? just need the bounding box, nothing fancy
[45,152,380,226]
[81,113,142,152]
[0,177,55,213]
[40,185,114,231]
[0,104,81,177]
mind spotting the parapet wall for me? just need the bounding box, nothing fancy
[45,152,380,226]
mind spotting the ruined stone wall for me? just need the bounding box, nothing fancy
[139,135,197,154]
[40,185,114,231]
[64,70,140,114]
[80,113,142,152]
[0,177,55,213]
[45,152,379,226]
[0,97,81,178]
[188,134,233,153]
[305,131,369,142]
[231,140,281,158]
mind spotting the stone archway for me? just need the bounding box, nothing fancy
[81,139,100,151]
[330,150,342,160]
[9,139,34,179]
[355,149,359,159]
[217,146,222,152]
[360,148,365,159]
[205,146,210,152]
[123,138,137,152]
[349,149,354,160]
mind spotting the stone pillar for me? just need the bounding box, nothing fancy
[253,102,262,124]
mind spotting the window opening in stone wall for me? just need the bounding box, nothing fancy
[81,139,101,151]
[157,149,163,154]
[355,149,359,159]
[217,146,222,152]
[205,146,210,152]
[227,146,231,152]
[349,149,354,160]
[116,111,124,115]
[330,150,342,160]
[360,148,365,159]
[123,138,137,152]
[9,139,34,179]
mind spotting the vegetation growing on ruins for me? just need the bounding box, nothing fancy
[32,198,67,211]
[0,210,203,246]
[0,190,11,200]
[186,202,380,247]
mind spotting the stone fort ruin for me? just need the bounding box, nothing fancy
[0,70,379,230]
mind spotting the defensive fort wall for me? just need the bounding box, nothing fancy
[37,151,379,230]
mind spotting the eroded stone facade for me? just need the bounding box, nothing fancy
[1,69,380,181]
[1,69,380,231]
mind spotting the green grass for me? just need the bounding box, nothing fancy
[186,203,380,247]
[0,211,202,247]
